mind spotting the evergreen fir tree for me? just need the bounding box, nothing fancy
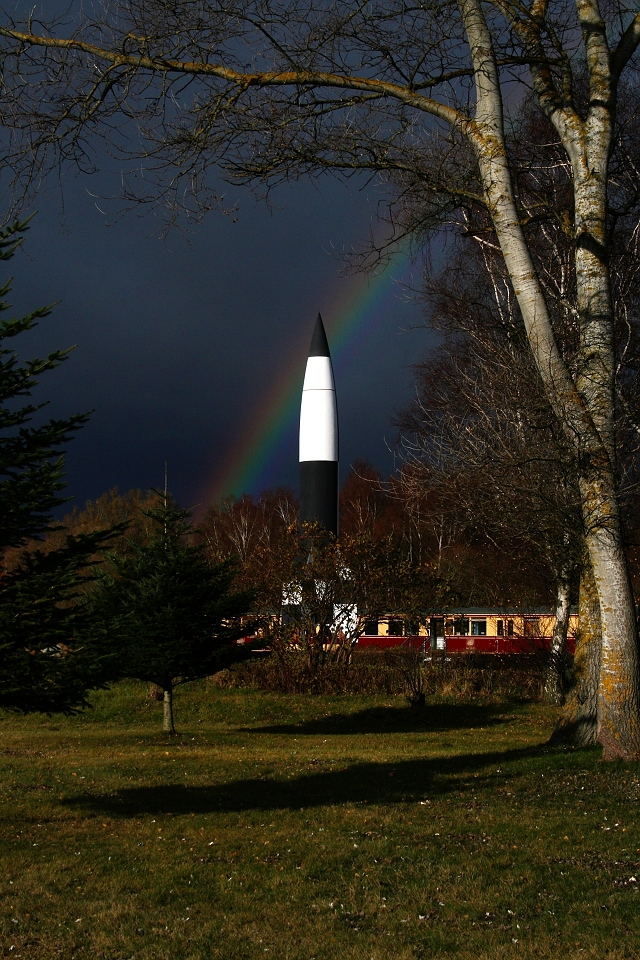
[0,219,118,712]
[91,498,255,733]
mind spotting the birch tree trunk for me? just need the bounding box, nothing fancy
[460,0,640,759]
[163,685,175,735]
[550,561,601,746]
[565,11,640,759]
[581,468,640,756]
[544,575,572,705]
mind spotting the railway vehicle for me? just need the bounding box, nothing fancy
[356,607,577,656]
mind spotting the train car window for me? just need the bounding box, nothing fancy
[497,620,504,636]
[471,620,487,636]
[454,617,470,635]
[388,619,403,636]
[524,618,538,637]
[363,618,379,636]
[430,617,445,638]
[507,619,514,636]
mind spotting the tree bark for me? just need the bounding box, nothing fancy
[544,575,572,705]
[550,560,601,746]
[163,685,175,735]
[583,477,640,758]
[568,95,640,758]
[459,0,640,759]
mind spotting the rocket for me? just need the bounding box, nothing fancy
[299,313,339,537]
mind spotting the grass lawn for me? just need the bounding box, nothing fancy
[1,681,639,959]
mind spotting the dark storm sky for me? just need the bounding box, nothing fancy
[7,169,434,515]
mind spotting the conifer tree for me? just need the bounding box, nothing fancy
[0,218,118,712]
[91,499,255,733]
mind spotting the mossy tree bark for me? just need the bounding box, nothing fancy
[551,561,601,747]
[544,575,573,706]
[460,0,640,758]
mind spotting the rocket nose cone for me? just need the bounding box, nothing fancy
[309,312,331,357]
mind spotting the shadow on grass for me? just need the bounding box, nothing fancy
[63,743,565,817]
[242,702,515,735]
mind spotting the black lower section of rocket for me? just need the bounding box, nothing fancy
[300,460,338,537]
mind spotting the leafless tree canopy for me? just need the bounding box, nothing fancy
[0,2,462,221]
[0,1,631,228]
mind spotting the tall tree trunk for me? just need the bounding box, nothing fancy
[544,574,572,705]
[571,139,640,759]
[544,1,640,758]
[163,685,175,735]
[550,560,601,746]
[459,0,640,758]
[582,470,640,758]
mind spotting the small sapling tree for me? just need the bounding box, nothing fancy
[91,498,254,733]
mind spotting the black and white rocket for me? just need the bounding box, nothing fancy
[299,313,339,537]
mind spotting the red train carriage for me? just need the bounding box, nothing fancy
[356,608,576,656]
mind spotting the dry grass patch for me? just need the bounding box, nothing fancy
[0,681,639,959]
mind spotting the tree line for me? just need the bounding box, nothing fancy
[3,193,640,737]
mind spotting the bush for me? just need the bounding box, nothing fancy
[215,649,543,700]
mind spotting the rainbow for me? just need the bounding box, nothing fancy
[203,240,413,507]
